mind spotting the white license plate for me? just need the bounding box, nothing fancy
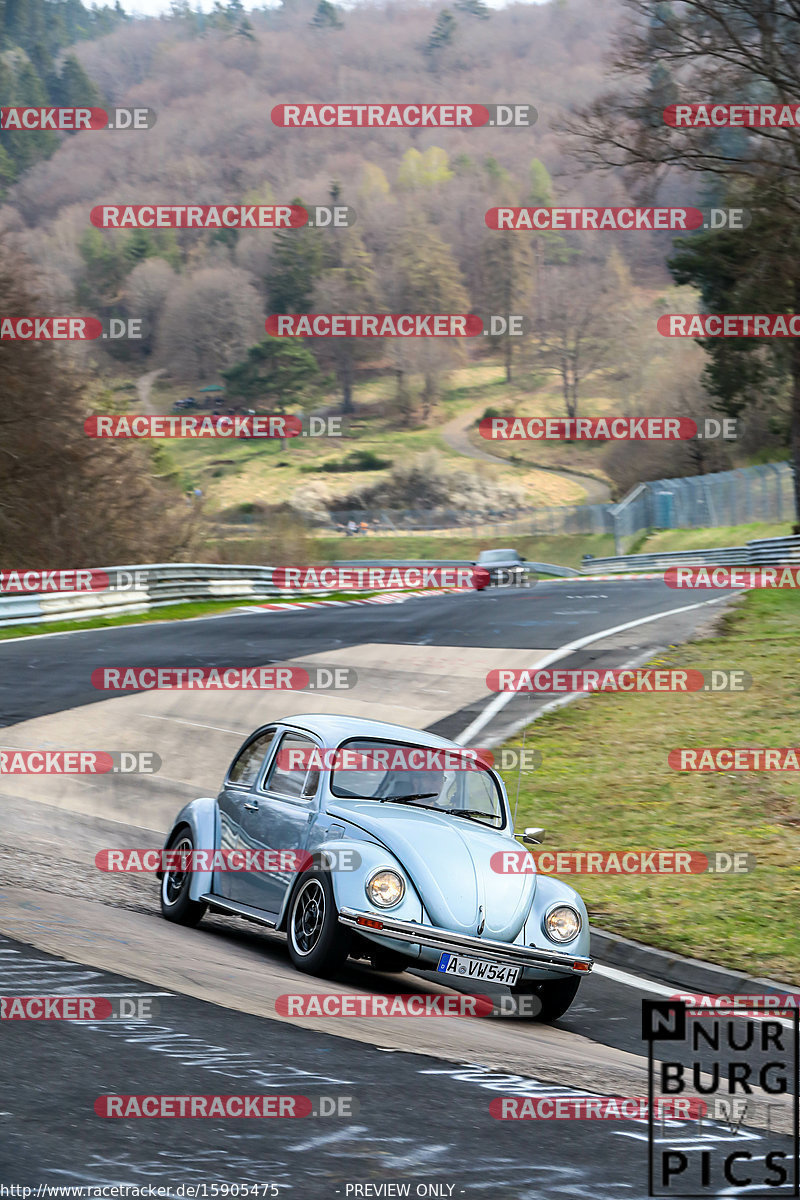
[436,952,519,986]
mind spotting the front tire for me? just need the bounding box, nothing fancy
[287,870,351,976]
[511,975,581,1022]
[160,827,207,927]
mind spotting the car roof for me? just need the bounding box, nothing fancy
[269,712,463,750]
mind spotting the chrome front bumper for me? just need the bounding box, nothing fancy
[338,907,593,975]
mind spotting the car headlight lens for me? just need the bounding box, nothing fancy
[366,870,405,909]
[544,905,581,943]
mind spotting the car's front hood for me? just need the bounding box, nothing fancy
[327,799,536,940]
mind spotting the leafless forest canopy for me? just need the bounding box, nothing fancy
[5,0,688,332]
[4,0,788,560]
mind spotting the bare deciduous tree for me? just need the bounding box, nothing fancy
[526,251,635,421]
[156,267,263,379]
[0,246,198,565]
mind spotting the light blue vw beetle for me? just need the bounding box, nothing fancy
[158,713,592,1021]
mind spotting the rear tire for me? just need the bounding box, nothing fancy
[286,870,351,976]
[511,975,581,1022]
[160,827,207,927]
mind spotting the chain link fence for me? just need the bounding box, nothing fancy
[611,462,794,542]
[321,462,794,541]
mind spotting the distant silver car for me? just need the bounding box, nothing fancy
[474,548,529,589]
[158,713,592,1020]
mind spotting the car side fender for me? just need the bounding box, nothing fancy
[277,839,424,929]
[160,797,220,902]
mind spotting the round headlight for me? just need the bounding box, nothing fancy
[366,869,405,909]
[544,905,581,943]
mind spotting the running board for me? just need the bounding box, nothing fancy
[199,894,278,929]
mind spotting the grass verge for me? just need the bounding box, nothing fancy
[497,589,800,982]
[635,523,795,553]
[213,532,617,571]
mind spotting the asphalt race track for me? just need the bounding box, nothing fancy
[3,579,791,1198]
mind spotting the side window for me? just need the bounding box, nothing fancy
[262,733,320,800]
[227,729,277,788]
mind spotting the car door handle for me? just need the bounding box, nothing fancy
[243,802,259,812]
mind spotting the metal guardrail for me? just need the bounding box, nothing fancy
[4,536,794,630]
[746,536,800,565]
[582,535,800,574]
[0,555,584,629]
[0,563,285,628]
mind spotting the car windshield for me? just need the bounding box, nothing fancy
[479,549,518,563]
[329,738,505,828]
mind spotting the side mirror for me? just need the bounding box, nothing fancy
[521,827,545,845]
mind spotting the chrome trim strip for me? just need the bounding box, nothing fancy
[199,893,277,929]
[338,908,592,974]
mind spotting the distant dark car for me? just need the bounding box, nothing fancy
[175,397,198,410]
[473,548,528,590]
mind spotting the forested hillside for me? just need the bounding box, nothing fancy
[1,0,794,550]
[0,0,126,189]
[4,0,683,387]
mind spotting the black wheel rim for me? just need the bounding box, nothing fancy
[162,837,192,906]
[291,879,326,956]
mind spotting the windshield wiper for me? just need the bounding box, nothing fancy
[378,793,440,805]
[333,791,444,807]
[449,808,500,823]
